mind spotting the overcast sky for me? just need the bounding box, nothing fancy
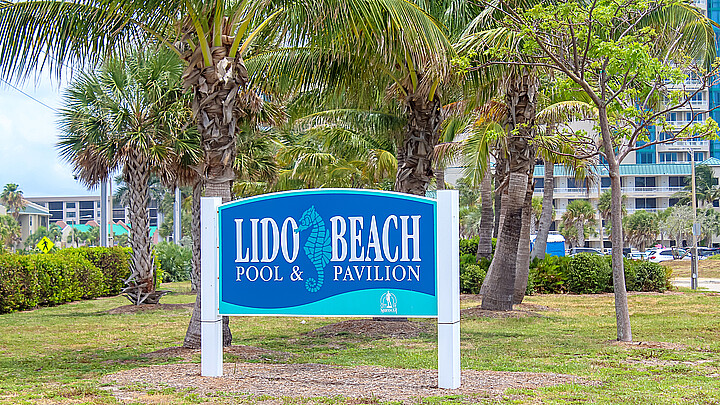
[0,73,98,198]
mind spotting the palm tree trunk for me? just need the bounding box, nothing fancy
[481,72,537,311]
[493,153,507,238]
[481,173,527,310]
[576,221,585,248]
[182,43,251,349]
[395,91,442,196]
[435,163,446,190]
[514,174,535,304]
[531,160,555,260]
[124,150,154,296]
[476,169,493,260]
[190,179,202,293]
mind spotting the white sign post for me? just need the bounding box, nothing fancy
[201,197,223,377]
[437,190,461,389]
[200,191,460,388]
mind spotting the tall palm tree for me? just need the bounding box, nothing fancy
[0,184,26,220]
[0,0,454,346]
[561,200,597,249]
[57,47,190,305]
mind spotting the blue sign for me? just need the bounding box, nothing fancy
[217,189,438,317]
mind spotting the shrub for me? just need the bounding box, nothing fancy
[0,247,132,314]
[155,242,191,282]
[460,258,490,294]
[459,237,479,256]
[625,260,670,292]
[529,255,568,294]
[58,247,131,295]
[565,253,612,294]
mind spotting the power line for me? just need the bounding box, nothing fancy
[0,77,59,113]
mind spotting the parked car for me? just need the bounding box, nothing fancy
[568,247,604,256]
[697,247,720,258]
[628,251,650,260]
[647,248,689,263]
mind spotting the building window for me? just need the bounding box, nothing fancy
[669,198,679,207]
[567,178,586,189]
[67,212,76,218]
[695,152,704,162]
[601,177,611,188]
[66,202,75,209]
[79,201,94,210]
[635,177,656,188]
[669,176,686,187]
[48,202,63,210]
[29,217,32,226]
[534,178,544,189]
[635,198,657,209]
[659,152,678,162]
[667,112,677,121]
[79,210,94,220]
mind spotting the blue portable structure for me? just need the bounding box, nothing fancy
[530,234,566,257]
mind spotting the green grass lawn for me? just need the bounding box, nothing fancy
[1,282,719,404]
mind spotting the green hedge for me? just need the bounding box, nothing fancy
[527,253,671,295]
[0,247,131,314]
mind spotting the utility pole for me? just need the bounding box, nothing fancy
[174,187,182,245]
[689,148,699,290]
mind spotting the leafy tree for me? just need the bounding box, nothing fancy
[0,215,21,250]
[25,224,63,248]
[624,210,659,251]
[473,0,719,341]
[0,184,26,220]
[660,206,693,248]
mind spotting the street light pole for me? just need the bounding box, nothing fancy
[689,148,699,290]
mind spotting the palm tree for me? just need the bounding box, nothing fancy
[57,47,190,305]
[561,200,597,249]
[0,0,456,346]
[673,165,719,208]
[624,210,659,251]
[0,184,26,220]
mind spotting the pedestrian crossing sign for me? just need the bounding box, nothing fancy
[36,236,54,253]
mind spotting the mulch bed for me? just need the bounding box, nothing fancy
[101,362,590,404]
[106,303,193,315]
[309,319,434,339]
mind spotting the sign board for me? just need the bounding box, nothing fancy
[217,189,437,317]
[36,236,54,253]
[201,190,460,389]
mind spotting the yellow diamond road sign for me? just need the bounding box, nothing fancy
[36,236,54,253]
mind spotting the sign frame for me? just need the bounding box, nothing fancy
[200,189,460,389]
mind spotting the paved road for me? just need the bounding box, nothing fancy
[671,278,720,292]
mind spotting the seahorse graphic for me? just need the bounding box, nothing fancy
[295,206,332,292]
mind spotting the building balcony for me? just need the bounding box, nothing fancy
[657,140,709,153]
[534,186,684,197]
[620,186,684,195]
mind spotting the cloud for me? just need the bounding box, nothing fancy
[0,74,93,197]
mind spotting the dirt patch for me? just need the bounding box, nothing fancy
[106,303,193,315]
[101,363,591,404]
[461,303,557,319]
[143,345,296,362]
[309,319,434,339]
[611,341,688,350]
